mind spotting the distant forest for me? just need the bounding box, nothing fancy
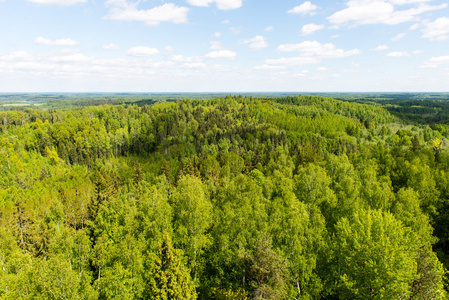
[1,94,449,299]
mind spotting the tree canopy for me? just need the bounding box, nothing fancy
[0,95,448,299]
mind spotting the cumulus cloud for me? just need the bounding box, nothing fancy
[277,41,361,58]
[328,0,447,26]
[186,0,211,6]
[215,0,242,10]
[127,46,160,56]
[409,23,419,30]
[386,51,409,57]
[181,62,208,69]
[429,56,449,63]
[205,50,237,59]
[105,2,189,26]
[265,56,321,66]
[0,51,35,62]
[265,26,274,32]
[288,1,319,15]
[210,41,223,50]
[254,64,286,70]
[300,23,325,35]
[422,17,449,41]
[103,43,119,50]
[49,50,90,63]
[35,37,79,46]
[391,33,406,41]
[419,64,437,69]
[265,40,359,70]
[27,0,86,5]
[170,55,203,63]
[372,44,390,51]
[388,0,432,5]
[242,36,268,51]
[0,48,229,87]
[186,0,242,10]
[165,46,175,52]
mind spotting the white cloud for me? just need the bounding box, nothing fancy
[213,32,222,37]
[420,56,449,68]
[127,46,160,56]
[170,55,203,63]
[388,0,431,5]
[0,51,35,62]
[422,17,449,41]
[27,0,86,5]
[35,37,79,46]
[210,41,223,50]
[242,36,268,51]
[265,26,274,32]
[49,50,90,63]
[186,0,242,10]
[372,44,390,51]
[419,64,437,69]
[165,46,175,52]
[221,19,230,24]
[300,23,325,35]
[103,43,119,50]
[205,50,237,59]
[429,56,449,64]
[288,1,319,15]
[277,41,361,58]
[409,23,419,30]
[186,0,212,6]
[412,50,423,55]
[386,51,409,57]
[254,64,286,70]
[181,62,208,69]
[0,48,237,88]
[316,67,329,72]
[215,0,242,10]
[105,2,189,26]
[265,56,321,66]
[328,1,447,26]
[391,33,406,41]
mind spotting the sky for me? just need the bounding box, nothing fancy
[0,0,449,92]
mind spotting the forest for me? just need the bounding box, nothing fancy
[1,94,449,299]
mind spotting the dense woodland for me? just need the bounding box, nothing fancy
[1,95,449,299]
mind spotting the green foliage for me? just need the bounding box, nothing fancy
[0,95,448,299]
[148,231,197,299]
[171,175,212,280]
[245,233,291,299]
[211,288,248,300]
[333,209,418,299]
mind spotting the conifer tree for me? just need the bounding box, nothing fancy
[148,231,196,299]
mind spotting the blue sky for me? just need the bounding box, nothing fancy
[0,0,448,92]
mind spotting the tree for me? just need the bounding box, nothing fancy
[147,231,196,299]
[332,209,417,299]
[245,233,290,300]
[392,188,446,300]
[171,175,212,280]
[270,169,327,299]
